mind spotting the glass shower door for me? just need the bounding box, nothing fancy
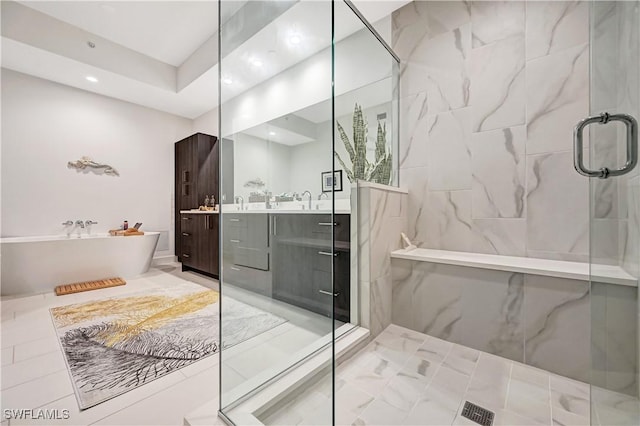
[587,1,639,425]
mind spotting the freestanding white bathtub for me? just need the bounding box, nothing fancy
[0,232,160,296]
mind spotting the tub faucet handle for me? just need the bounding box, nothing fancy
[62,220,73,226]
[85,220,98,226]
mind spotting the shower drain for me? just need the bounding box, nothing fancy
[461,401,494,426]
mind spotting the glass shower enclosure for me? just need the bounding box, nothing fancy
[216,1,398,424]
[587,1,639,424]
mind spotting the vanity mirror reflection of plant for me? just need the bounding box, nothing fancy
[335,103,392,185]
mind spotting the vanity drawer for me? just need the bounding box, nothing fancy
[223,214,246,228]
[180,214,196,233]
[224,263,271,296]
[310,214,350,242]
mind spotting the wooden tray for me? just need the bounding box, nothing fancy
[109,229,144,236]
[55,277,126,296]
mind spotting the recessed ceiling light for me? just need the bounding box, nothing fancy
[269,131,276,136]
[289,34,301,45]
[222,77,233,85]
[251,58,263,67]
[86,76,98,83]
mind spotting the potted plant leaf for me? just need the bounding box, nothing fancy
[335,103,393,185]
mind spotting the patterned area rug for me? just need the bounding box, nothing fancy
[50,286,286,410]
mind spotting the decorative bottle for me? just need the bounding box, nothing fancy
[204,195,210,207]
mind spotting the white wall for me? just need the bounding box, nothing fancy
[0,69,192,256]
[232,133,291,201]
[192,107,219,136]
[290,128,335,200]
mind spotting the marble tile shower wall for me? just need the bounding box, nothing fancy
[391,258,639,394]
[393,1,592,262]
[391,259,593,384]
[358,185,408,338]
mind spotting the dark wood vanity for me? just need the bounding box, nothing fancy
[222,212,351,323]
[174,133,219,278]
[271,213,351,323]
[175,135,350,319]
[179,212,219,277]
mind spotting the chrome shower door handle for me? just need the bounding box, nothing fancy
[574,112,638,179]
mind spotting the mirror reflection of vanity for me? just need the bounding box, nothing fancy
[226,87,393,212]
[220,87,393,322]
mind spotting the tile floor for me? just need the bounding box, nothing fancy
[0,264,332,425]
[262,324,640,426]
[4,267,639,426]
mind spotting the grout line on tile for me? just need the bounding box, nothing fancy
[1,367,69,392]
[504,360,513,408]
[1,333,59,351]
[86,372,192,426]
[33,393,77,410]
[548,366,553,425]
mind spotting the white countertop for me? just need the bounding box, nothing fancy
[219,198,351,214]
[220,209,350,214]
[180,208,350,214]
[180,210,218,214]
[391,248,637,287]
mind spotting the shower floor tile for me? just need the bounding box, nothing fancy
[262,324,639,426]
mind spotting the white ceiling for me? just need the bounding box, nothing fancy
[19,1,219,67]
[1,0,408,121]
[295,77,394,123]
[242,122,315,146]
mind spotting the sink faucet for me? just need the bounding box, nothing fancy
[75,220,85,229]
[318,192,328,200]
[301,190,312,210]
[235,195,244,211]
[265,191,271,210]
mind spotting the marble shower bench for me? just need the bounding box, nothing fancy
[391,248,637,287]
[390,248,638,396]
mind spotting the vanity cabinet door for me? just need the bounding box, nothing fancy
[271,213,350,322]
[180,213,218,277]
[208,214,219,276]
[175,137,198,209]
[193,215,210,273]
